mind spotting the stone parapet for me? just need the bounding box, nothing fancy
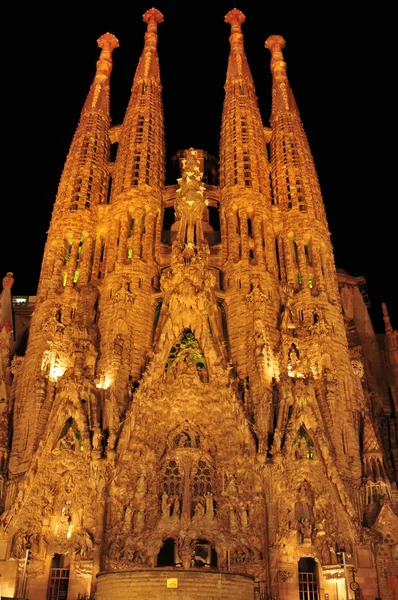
[96,568,255,600]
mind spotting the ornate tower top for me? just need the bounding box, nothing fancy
[143,7,164,28]
[82,32,119,116]
[224,8,246,30]
[223,9,253,81]
[111,6,165,198]
[0,272,14,333]
[264,34,299,116]
[219,9,271,197]
[174,148,207,246]
[134,8,164,81]
[382,302,393,334]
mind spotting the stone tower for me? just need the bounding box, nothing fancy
[0,8,397,600]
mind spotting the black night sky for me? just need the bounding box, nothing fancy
[3,2,395,334]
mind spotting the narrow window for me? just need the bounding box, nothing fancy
[304,243,312,265]
[153,301,162,337]
[218,300,228,343]
[247,218,253,237]
[275,238,281,280]
[65,242,72,264]
[62,272,67,287]
[106,176,113,204]
[100,240,105,262]
[293,237,299,264]
[73,270,80,284]
[78,235,84,260]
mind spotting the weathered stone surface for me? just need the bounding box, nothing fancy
[0,9,396,600]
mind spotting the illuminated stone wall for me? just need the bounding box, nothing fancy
[0,8,396,600]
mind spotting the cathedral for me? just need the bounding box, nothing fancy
[0,7,397,600]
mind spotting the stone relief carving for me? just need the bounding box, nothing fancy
[278,568,294,581]
[351,359,364,378]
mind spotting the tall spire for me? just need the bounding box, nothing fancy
[264,35,300,117]
[219,9,271,195]
[382,302,393,334]
[82,33,120,116]
[224,9,256,89]
[50,32,119,214]
[265,34,362,478]
[111,8,165,198]
[264,34,328,228]
[8,34,119,477]
[0,272,14,334]
[219,10,279,450]
[38,32,119,294]
[94,9,165,391]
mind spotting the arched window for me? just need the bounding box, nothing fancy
[161,459,182,498]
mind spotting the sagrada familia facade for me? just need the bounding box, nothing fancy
[0,7,397,600]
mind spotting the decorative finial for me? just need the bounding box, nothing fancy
[265,35,287,77]
[265,35,286,52]
[382,302,393,334]
[97,32,120,52]
[225,8,246,32]
[143,7,164,29]
[2,272,14,289]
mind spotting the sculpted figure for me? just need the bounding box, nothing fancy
[172,497,180,517]
[205,492,214,517]
[295,483,313,522]
[299,518,312,543]
[253,320,265,357]
[226,473,238,496]
[239,503,248,527]
[161,491,169,516]
[321,540,331,564]
[295,436,308,459]
[12,532,25,558]
[59,428,77,451]
[271,428,282,454]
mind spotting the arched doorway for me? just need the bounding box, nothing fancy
[298,557,319,600]
[157,537,176,567]
[47,553,70,600]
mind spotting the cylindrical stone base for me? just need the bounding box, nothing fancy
[96,568,255,599]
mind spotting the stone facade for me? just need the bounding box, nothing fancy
[0,8,397,600]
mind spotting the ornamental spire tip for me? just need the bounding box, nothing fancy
[143,7,164,26]
[97,32,120,51]
[225,8,246,28]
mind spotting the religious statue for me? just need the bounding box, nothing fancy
[295,436,308,459]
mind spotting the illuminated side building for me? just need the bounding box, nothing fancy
[0,8,396,600]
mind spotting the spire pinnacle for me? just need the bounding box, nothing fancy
[382,302,393,334]
[97,32,119,52]
[224,8,246,32]
[0,272,14,333]
[264,34,300,116]
[264,35,287,80]
[174,148,207,248]
[82,32,119,115]
[143,7,164,37]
